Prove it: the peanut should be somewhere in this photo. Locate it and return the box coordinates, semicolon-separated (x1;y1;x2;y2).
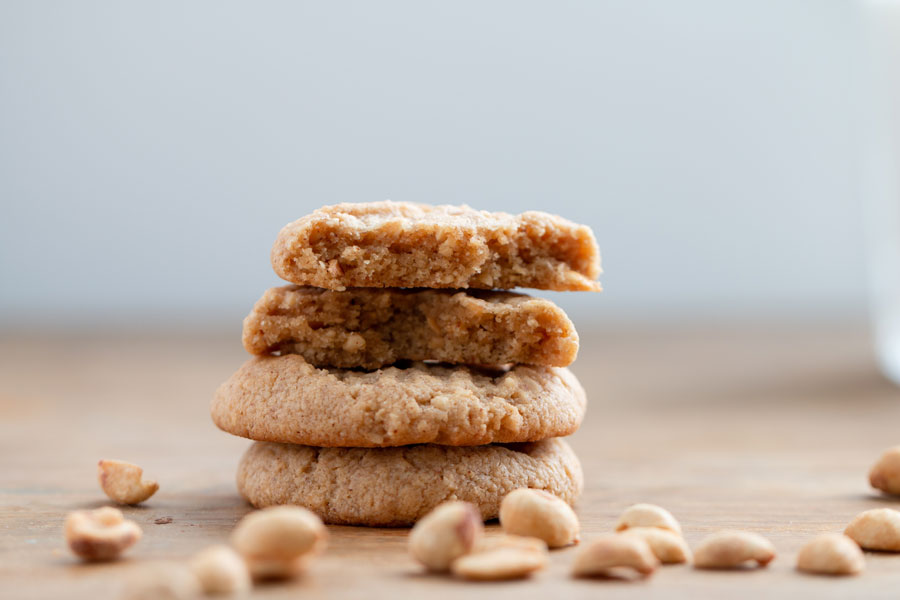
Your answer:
572;534;659;579
473;534;548;554
451;535;548;581
97;459;159;505
614;503;682;536
230;506;327;579
499;488;579;548
693;531;775;569
64;506;142;561
190;545;252;595
844;508;900;551
409;501;483;571
869;446;900;495
619;527;692;564
796;533;864;576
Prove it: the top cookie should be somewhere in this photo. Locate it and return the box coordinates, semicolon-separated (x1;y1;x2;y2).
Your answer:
271;202;601;291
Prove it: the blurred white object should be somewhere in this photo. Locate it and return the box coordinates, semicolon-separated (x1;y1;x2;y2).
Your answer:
864;0;900;384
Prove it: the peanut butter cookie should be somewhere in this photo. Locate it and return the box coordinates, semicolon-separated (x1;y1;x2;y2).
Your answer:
243;286;578;368
236;438;583;526
271;202;601;291
211;355;586;447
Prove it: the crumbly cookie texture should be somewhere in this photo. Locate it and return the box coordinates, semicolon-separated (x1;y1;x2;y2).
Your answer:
270;202;601;291
242;286;579;368
211;355;586;447
236;439;583;526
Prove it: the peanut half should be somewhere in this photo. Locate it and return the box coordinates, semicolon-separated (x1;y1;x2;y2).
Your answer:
572;534;659;579
844;508;900;551
619;527;692;564
190;545;252;595
499;488;579;548
451;535;548;581
614;503;682;536
796;533;864;576
409;501;483;572
869;446;900;495
97;459;159;505
231;506;327;580
693;531;775;569
65;506;142;561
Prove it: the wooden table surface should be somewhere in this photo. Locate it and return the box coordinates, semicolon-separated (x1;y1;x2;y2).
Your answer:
2;323;900;599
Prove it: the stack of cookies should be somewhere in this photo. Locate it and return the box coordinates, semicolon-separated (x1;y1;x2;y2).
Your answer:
212;201;601;526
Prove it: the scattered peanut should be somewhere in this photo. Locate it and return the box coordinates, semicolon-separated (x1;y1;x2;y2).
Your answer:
844;508;900;551
614;503;682;536
230;506;327;579
473;534;549;554
499;488;579;548
408;501;483;571
98;459;159;505
619;527;692;564
870;446;900;495
65;506;142;561
572;534;659;579
119;562;201;600
693;531;775;569
796;533;864;576
451;536;548;581
190;545;252;595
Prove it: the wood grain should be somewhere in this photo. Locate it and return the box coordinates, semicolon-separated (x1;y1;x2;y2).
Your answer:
2;324;900;599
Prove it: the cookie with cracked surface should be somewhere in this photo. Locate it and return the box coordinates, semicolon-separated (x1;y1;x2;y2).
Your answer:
211;355;586;447
242;285;579;368
236;438;583;526
270;201;601;291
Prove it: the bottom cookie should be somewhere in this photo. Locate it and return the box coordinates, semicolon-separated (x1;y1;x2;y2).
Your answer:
236;438;583;526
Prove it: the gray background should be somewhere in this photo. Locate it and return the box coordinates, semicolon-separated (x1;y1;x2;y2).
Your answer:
0;1;865;330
